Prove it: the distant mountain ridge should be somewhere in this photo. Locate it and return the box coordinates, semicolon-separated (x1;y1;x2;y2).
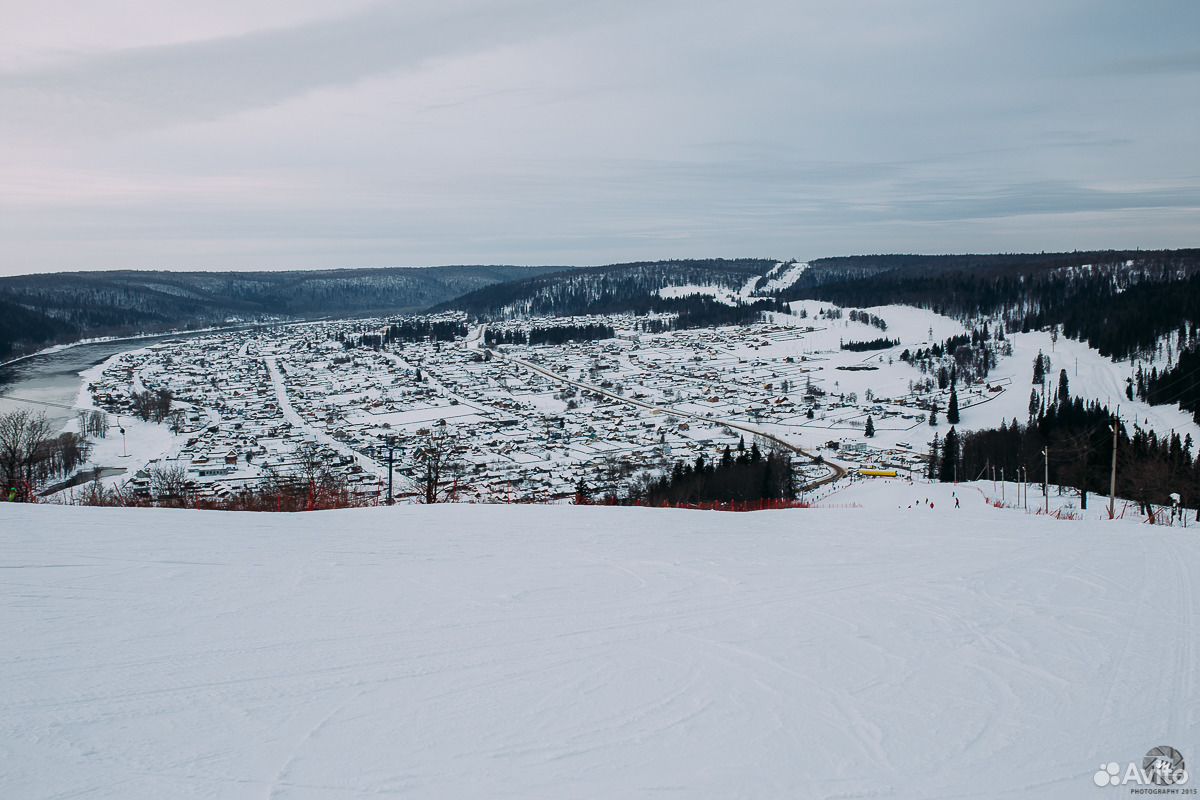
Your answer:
6;249;1199;363
0;265;558;361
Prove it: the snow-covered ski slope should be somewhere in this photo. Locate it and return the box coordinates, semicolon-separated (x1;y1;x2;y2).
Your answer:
4;483;1197;799
768;300;1200;448
753;259;808;294
654;260;809;305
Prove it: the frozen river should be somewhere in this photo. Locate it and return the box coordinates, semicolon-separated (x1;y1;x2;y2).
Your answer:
0;341;144;430
0;327;266;431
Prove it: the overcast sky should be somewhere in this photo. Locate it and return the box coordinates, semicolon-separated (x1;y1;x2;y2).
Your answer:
0;0;1197;276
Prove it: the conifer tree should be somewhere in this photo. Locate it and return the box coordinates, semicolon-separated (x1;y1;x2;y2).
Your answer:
939;427;960;482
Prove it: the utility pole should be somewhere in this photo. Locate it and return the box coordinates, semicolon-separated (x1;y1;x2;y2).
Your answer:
1108;412;1119;519
1001;467;1005;504
1042;447;1050;514
387;445;395;506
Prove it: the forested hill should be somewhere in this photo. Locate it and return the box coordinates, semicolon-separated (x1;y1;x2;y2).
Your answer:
0;265;556;361
782;249;1200;360
433;258;775;317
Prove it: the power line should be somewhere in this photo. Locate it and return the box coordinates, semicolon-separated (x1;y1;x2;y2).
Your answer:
0;394;77;411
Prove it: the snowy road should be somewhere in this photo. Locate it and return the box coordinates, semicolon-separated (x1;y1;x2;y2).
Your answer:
262;356;391;485
3;484;1197;798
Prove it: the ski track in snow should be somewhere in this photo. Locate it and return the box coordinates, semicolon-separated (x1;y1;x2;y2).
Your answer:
3;481;1198;799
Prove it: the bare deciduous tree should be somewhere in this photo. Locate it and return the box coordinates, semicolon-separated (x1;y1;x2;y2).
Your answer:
150;464;194;508
131;389;174;423
0;409;54;501
413;428;463;503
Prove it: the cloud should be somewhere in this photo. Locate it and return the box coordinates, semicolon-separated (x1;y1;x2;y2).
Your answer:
1101;52;1200;76
0;0;1197;274
0;0;637;136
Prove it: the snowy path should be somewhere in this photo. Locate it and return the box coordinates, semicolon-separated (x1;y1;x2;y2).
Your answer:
262;356;388;482
2;493;1197;798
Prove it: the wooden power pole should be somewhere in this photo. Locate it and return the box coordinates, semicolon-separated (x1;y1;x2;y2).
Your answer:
1108;412;1119;519
1042;447;1049;514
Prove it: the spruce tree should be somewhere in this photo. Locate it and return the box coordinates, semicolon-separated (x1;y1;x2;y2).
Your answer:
929;404;939;426
947;386;960;424
574;478;591;505
939;427;960;482
864;415;875;437
1032;351;1045;385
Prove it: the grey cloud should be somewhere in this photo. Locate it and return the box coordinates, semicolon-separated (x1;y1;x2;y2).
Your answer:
872;181;1200;224
0;0;1197;274
1101;52;1200;76
0;0;637;135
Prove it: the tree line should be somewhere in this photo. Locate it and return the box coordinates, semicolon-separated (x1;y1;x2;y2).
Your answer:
1133;342;1200;424
484;322;616;346
847;309;888;330
347;318;469;349
598;439;797;506
841;337;899;351
930;367;1200;513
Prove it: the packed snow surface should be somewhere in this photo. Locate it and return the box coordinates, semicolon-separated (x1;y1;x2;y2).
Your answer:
3;481;1198;798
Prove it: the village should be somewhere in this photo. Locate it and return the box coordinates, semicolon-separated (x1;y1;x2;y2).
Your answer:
71;305;1004;504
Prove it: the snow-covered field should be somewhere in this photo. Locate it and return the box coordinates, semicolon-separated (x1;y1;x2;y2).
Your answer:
3;480;1197;799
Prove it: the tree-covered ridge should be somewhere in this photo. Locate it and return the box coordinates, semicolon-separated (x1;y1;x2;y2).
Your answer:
0;265;554;360
435;259;775;318
779;249;1200;361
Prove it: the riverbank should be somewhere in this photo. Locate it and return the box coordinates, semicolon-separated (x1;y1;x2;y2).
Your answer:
0;319;294;371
